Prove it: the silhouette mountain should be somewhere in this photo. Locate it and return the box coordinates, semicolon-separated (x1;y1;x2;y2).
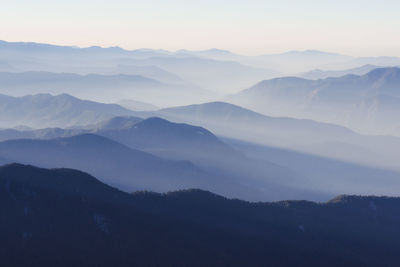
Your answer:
1;163;400;266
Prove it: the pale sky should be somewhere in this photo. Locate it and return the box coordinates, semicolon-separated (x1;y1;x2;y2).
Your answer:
1;0;400;56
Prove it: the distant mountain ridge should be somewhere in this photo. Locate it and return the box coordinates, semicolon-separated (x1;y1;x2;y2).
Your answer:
0;93;135;128
156;101;356;146
0;132;321;201
300;64;384;79
0;116;321;201
154;100;400;172
0;133;216;193
230;67;400;136
0;71;210;105
0;40;279;94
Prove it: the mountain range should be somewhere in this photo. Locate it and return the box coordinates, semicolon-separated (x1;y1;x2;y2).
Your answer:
0;71;211;105
147;101;400;172
3;111;335;200
3;40;400;90
0;40;278;94
300;64;383;79
229;67;400;136
3;113;400;198
2;163;400;266
0;93;135;128
2;91;400;173
0;129;324;201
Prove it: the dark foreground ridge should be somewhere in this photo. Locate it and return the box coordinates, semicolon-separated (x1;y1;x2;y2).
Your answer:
1;163;400;266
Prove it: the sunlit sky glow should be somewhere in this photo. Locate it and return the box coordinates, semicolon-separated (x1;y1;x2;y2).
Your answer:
1;0;400;56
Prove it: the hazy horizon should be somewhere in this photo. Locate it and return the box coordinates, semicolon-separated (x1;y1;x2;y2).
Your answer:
2;0;400;57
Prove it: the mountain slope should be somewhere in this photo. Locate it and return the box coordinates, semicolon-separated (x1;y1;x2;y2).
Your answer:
0;71;211;105
99;117;241;162
0;93;136;128
0;134;211;193
0;133;319;201
155;101;400;171
2;163;400;266
0;40;277;95
156;101;356;147
300;64;382;79
0;116;318;201
230;67;400;135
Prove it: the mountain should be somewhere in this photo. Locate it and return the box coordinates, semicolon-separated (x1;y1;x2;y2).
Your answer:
0;134;211;193
130;56;277;93
2;163;400;266
0;116;322;201
0;133;320;201
300;64;382;79
156;101;356;147
0;71;161;94
0;71;210;105
155;101;400;171
0;116;143;142
230;67;400;135
96;116;400;198
0;93;136;128
98;117;240;163
96;117;307;192
0;40;278;94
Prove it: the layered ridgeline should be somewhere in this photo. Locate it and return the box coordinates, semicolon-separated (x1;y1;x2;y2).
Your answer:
1;163;400;266
228;67;400;136
0;93;136;128
3;40;400;94
0;134;246;198
300;64;383;79
0;71;211;106
155;101;400;171
176;49;400;74
1;115;400;199
0;117;326;201
0;40;277;94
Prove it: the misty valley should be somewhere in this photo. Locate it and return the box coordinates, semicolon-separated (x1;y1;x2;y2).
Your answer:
1;39;400;266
